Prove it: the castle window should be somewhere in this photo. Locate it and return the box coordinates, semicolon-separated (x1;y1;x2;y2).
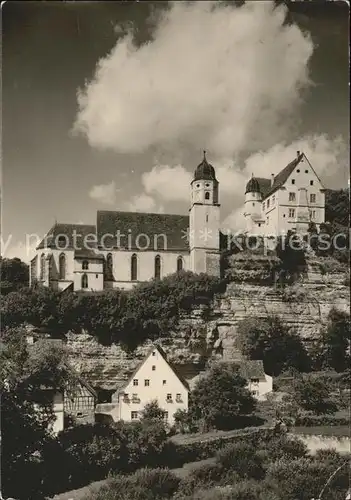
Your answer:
267;199;270;209
289;192;296;202
81;273;88;289
82;260;89;270
310;180;314;186
252;203;255;207
206;214;209;222
297;169;300;173
177;256;183;273
40;253;45;280
131;254;138;281
154;255;161;280
272;195;275;204
258;223;261;227
310;194;316;203
196;184;200;188
292;179;295;184
262;202;265;211
311;210;316;219
106;253;113;279
289;209;295;218
59;253;66;280
205;183;210;187
205;192;210;200
305;170;309;174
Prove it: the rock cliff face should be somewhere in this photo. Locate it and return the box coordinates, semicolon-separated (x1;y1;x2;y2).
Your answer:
66;271;349;393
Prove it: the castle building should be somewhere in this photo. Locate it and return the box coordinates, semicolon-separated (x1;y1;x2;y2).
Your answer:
243;151;325;236
29;151;325;292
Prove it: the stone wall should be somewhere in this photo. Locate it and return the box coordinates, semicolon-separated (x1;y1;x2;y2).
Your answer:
65;276;349;393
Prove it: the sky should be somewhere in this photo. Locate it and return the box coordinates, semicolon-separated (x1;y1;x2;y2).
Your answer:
2;1;349;262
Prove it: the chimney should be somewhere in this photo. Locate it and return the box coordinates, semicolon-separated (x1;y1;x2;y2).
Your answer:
297;150;300;157
271;173;274;186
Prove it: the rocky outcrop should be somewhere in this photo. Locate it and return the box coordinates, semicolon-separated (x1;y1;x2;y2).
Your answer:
65;275;349;393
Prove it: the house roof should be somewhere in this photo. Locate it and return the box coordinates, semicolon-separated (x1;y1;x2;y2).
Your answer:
36;223;96;250
116;345;190;395
96;211;189;251
234;360;267;381
27;339;97;398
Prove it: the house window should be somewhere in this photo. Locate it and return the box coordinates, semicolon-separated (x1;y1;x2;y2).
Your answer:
297;169;300;173
131;411;138;420
177;256;183;273
251;378;259;384
132;393;139;402
81;273;88;289
252;203;255;207
311;210;316;220
291;179;295;185
154;255;161;280
310;194;316;203
82;260;89;270
310;180;314;186
40;253;45;280
205;192;210;200
305;170;309;174
131;253;138;281
59;253;66;280
289;209;295;218
251;390;259;396
106;253;113;279
133;379;138;386
152;365;156;371
262;202;265;211
289;192;296;202
144;379;150;386
163;380;166;385
123;393;129;401
206;214;209;222
176;393;182;402
267;199;270;209
152;351;156;356
166;394;172;402
258;223;261;227
272;195;275;204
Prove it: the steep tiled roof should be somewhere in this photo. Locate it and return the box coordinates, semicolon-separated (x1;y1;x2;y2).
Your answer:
36;223;96;250
234;360;266;381
96;211;189;251
74;248;105;260
256;177;272;197
260;153;304;200
116;345;190;395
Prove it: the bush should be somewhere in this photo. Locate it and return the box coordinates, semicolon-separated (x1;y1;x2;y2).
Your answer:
294;415;350;427
257;434;308;461
216;442;265;480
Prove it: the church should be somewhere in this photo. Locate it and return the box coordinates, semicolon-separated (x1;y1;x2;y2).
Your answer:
30;151;325;292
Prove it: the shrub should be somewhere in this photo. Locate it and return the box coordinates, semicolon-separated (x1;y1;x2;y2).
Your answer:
258;434;308;461
216;442;265;480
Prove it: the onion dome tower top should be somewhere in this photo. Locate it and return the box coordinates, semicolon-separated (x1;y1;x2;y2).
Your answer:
193;151;217;182
245;175;261;194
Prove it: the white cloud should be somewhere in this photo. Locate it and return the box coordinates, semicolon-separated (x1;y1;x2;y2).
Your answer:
126;194;164;213
142;164;192;201
89;181;118;206
74;1;313;157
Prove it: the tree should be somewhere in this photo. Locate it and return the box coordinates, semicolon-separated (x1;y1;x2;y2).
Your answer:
0;256;29;295
322;308;350;372
236;316;311;376
140;400;166;423
288;375;338;416
189;363;256;430
216;442;265;480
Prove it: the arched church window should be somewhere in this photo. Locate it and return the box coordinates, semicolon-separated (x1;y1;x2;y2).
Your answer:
106;253;113;279
40;253;45;280
131;254;138;281
154;255;161;280
205;192;210;200
177;256;183;273
82;260;89;270
82;273;88;289
59;253;66;280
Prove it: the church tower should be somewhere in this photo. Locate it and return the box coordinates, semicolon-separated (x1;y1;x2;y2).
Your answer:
189;151;221;276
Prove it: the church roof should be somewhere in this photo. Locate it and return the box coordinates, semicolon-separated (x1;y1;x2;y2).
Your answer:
96;211;189;251
36;223;96;250
193;151;217;182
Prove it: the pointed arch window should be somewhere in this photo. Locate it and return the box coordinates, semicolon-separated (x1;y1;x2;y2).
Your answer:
106;253;113;279
154;255;161;280
177;256;183;273
40;253;45;280
131;254;138;281
82;260;89;270
205;192;210;200
59;253;66;279
81;273;88;289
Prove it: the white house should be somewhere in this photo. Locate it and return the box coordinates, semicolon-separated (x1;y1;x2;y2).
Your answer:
244;151;325;237
111;346;189;426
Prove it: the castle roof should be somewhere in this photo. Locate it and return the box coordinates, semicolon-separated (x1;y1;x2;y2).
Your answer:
245;176;261;194
96;211;189;251
193;151;217;182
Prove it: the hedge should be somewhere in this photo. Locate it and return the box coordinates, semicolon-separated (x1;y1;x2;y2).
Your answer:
295;415;350;427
